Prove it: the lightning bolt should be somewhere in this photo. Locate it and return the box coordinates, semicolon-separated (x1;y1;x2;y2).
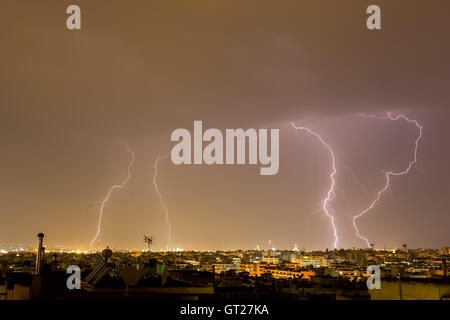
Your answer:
89;142;135;249
153;154;172;247
291;122;339;249
352;112;423;248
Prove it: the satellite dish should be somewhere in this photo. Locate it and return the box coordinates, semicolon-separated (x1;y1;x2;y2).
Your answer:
121;266;141;287
102;248;113;260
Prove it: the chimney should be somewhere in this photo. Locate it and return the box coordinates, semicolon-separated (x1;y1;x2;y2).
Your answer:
51;254;59;272
41;247;46;261
443;257;448;279
35;233;44;275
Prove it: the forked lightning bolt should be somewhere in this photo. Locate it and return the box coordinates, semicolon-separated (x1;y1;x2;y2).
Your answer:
352;113;423;248
89;143;135;249
153;155;172;247
291;122;339;249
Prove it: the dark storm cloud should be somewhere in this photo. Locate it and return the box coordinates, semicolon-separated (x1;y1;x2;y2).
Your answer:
2;1;449;135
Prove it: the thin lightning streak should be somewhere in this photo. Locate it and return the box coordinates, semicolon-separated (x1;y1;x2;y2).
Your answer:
89;143;135;249
81;203;100;217
340;163;370;197
151;131;266;249
153;154;172;246
352;112;423;248
290;122;339;249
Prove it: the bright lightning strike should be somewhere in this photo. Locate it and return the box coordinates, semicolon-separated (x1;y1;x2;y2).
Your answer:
89;142;135;249
290;122;339;249
153;154;172;247
352;112;423;248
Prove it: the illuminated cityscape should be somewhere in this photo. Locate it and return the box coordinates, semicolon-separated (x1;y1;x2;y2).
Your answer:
1;233;449;300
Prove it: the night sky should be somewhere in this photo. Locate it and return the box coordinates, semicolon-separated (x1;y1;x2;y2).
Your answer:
1;1;449;250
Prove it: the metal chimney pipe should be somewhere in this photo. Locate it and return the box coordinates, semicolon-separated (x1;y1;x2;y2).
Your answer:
443;257;448;279
35;233;44;275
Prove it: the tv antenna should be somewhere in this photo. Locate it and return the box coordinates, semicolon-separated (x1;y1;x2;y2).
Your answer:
144;235;154;252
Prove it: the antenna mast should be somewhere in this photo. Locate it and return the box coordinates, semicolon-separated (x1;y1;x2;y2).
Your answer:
144;235;154;252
